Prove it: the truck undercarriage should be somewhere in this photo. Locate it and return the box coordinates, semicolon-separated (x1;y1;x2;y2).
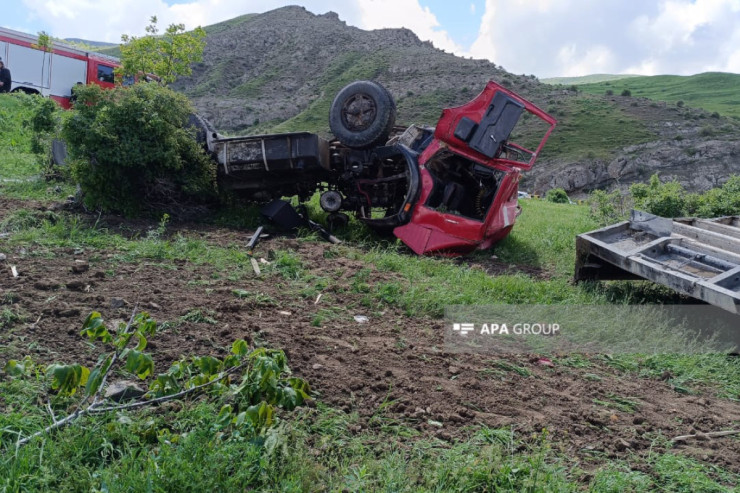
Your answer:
193;80;557;255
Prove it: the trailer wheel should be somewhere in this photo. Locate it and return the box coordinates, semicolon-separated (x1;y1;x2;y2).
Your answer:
329;80;396;149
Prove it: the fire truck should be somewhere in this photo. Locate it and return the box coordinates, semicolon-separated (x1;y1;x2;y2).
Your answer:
0;26;121;108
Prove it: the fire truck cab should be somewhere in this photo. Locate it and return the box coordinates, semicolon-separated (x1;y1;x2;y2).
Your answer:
0;26;121;108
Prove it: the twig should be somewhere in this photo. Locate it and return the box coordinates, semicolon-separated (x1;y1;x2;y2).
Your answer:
671;430;740;442
89;361;247;414
46;402;58;425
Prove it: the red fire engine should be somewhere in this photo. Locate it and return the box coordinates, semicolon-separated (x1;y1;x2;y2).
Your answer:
0;26;122;108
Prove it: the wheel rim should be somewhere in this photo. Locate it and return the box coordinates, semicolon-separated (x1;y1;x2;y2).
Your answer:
341;93;376;131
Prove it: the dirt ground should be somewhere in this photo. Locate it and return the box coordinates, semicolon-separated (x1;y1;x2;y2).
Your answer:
1;196;739;475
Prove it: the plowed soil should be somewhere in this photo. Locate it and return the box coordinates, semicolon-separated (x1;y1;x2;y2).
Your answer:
1;197;739;476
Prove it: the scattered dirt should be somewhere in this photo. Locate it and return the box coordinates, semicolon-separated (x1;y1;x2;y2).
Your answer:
1;198;739;475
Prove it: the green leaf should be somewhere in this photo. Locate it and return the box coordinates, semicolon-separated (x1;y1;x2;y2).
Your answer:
48;364;90;396
80;312;112;343
125;350;154;379
4;359;28;377
135;334;148;351
85;355;111;396
195;356;222;376
231;339;248;357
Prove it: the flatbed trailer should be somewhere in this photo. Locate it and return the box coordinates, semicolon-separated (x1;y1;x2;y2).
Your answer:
575;211;740;314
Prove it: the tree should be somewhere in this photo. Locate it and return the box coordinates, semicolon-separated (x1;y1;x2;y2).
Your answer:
119;16;206;85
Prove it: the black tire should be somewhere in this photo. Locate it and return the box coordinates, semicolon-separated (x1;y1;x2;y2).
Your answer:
51;139;68;166
329;80;396;149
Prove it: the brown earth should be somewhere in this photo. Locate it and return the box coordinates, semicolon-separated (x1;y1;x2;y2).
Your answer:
1;196;739;476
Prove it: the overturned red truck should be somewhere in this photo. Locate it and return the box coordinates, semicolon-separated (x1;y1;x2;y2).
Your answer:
192;80;556;255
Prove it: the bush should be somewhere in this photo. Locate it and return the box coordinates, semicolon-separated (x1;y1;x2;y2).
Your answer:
545;188;570;204
62;83;215;214
588;189;630;225
621;89;632;97
630;174;686;217
605;89;614;96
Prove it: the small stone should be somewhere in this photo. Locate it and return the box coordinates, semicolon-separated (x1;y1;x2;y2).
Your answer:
0;253;6;261
312;363;323;370
110;298;126;309
34;280;62;291
105;380;146;402
66;280;87;291
71;260;89;273
614;438;631;451
448;365;460;375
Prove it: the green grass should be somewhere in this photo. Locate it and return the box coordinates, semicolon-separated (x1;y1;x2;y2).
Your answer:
541;74;640;85
577;72;740;119
2;374;738;492
535;95;656;160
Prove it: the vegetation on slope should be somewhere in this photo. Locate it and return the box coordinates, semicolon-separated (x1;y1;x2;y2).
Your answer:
577;72;740;119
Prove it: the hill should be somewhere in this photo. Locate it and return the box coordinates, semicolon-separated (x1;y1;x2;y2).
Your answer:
576;72;740;119
83;6;740;195
541;74;639;85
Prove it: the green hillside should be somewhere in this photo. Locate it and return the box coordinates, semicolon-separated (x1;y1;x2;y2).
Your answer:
577;72;740;119
541;74;639;85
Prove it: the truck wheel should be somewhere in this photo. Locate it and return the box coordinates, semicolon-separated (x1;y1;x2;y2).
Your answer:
329;80;396;149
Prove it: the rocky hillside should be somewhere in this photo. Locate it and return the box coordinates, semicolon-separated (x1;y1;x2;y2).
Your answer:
170;6;740;195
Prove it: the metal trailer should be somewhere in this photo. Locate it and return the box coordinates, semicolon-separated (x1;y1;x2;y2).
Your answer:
575;210;740;314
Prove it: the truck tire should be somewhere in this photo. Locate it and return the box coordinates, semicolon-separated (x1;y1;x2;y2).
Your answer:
329;80;396;149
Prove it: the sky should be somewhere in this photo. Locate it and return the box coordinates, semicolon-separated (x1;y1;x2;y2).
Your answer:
4;0;740;78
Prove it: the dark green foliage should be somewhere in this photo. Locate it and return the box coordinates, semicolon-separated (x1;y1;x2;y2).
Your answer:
62;83;216;214
630;175;685;218
621;89;632;97
620;174;740;219
545;188;569;204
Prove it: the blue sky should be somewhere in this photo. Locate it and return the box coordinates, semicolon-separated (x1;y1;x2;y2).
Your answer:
5;0;740;78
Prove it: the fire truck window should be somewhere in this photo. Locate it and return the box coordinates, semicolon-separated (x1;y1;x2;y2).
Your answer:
97;65;115;84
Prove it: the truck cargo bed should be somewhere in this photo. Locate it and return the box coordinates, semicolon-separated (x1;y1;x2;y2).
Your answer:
575;211;740;314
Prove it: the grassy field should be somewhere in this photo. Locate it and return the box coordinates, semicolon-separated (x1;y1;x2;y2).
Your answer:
576;72;740;119
2;93;739;492
541;74;640;85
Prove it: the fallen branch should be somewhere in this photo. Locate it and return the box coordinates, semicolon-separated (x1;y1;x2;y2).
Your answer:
89;361;246;414
671;430;740;442
16;358;246;447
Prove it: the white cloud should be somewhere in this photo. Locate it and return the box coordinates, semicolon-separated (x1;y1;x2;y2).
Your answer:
470;3;476;15
470;0;740;77
19;0;361;42
556;44;615;77
354;0;464;54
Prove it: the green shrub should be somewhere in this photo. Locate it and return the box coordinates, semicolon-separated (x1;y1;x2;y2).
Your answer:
621;89;632;97
545;188;569;204
588;189;630;225
630;174;686;217
62;83;215;214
